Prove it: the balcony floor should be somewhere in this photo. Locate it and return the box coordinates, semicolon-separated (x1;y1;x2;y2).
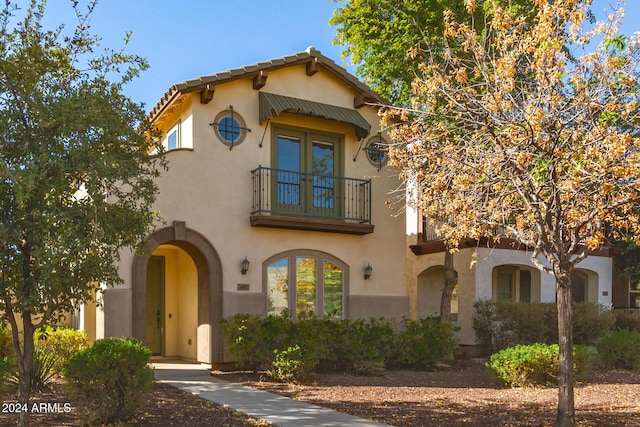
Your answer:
250;214;374;235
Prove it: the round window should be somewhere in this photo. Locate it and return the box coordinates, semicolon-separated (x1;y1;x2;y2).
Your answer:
212;110;248;146
365;136;388;167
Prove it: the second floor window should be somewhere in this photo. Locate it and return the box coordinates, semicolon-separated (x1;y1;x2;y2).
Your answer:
271;125;343;217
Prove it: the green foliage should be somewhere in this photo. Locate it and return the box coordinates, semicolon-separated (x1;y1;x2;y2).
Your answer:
34;326;90;376
321;318;395;374
220;313;291;370
473;300;615;353
329;0;534;106
486;343;592;388
0;357;14;399
573;303;616;345
392;317;459;370
63;337;154;425
596;329;640;371
28;347;57;393
612;310;640;332
221;314;457;377
269;345;317;384
0;0;164;410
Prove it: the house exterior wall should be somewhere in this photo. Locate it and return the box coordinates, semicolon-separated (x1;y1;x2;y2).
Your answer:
408;243;614;347
97;59;408;362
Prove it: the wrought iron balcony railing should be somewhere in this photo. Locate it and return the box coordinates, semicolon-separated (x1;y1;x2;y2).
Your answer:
251;166;372;224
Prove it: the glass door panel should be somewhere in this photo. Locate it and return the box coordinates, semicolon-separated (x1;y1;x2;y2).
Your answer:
311;140;335;210
275;135;303;212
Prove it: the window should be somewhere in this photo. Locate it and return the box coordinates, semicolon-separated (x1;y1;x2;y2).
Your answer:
271;125;343;217
494;267;534;303
571;272;588;303
213;110;248;146
364;135;387;167
265;251;347;320
164;120;181;150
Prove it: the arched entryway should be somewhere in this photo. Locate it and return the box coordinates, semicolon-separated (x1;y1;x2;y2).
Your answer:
132;221;223;364
417;265;458;320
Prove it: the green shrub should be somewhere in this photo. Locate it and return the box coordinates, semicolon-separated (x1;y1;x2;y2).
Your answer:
392;317;459;370
573;303;616;345
613;310;640;332
63;337;154;425
472;299;498;353
29;347;57;392
473;300;614;352
597;329;640;370
486;343;592;388
0;329;15;397
269;344;317;383
221;313;291;370
323;318;395;374
0;357;13;399
34;326;90;376
221;314;457;376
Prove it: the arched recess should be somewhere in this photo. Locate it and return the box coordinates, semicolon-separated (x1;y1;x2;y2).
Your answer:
417;265;458;319
572;269;598;303
492;264;541;303
132;221;223;364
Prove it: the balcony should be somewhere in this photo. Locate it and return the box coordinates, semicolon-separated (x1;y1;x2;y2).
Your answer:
250;166;374;235
411;216;530;255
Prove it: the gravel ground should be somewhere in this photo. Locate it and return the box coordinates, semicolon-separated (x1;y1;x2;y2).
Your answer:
1;358;639;426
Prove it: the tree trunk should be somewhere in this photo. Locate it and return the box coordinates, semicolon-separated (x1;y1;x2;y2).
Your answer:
555;269;575;427
439;250;457;323
16;316;35;427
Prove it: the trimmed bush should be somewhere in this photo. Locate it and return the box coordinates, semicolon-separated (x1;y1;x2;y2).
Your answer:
473;300;615;353
573;303;616;345
392;317;459;370
221;313;291;370
322;318;395;374
486;343;592;388
220;314;457;376
597;329;640;370
63;337;154;425
613;310;640;332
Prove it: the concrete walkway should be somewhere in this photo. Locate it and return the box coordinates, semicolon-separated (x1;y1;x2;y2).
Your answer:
152;360;392;427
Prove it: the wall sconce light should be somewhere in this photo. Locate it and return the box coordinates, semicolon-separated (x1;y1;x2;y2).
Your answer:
364;263;373;280
241;257;250;275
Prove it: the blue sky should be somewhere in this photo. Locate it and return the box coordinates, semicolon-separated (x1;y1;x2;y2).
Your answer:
41;0;639;112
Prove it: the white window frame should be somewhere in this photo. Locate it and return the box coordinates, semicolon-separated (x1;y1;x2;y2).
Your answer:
164;120;181;150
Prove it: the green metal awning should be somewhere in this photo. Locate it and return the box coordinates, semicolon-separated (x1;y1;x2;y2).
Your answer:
259;92;371;139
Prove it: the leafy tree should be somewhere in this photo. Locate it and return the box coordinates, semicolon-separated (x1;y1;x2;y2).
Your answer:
385;1;639;426
0;1;164;425
330;0;534;106
331;0;533;322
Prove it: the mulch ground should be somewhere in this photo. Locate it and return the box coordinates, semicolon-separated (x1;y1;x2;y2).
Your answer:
1;358;639;426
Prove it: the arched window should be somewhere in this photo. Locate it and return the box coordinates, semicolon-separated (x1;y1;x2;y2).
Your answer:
264;250;348;320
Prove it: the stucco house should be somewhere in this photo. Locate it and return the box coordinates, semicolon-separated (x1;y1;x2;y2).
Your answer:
79;47;409;364
406;209;620;349
76;48;633;361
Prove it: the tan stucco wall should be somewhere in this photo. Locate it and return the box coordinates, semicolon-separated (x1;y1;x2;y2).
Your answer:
99;63;408;342
407;245;613;346
152;245;198;361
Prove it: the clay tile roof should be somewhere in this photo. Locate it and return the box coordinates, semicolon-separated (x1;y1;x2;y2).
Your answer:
148;47;383;123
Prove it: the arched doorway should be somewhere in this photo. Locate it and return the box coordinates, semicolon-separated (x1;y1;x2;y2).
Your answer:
132;221;223;364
